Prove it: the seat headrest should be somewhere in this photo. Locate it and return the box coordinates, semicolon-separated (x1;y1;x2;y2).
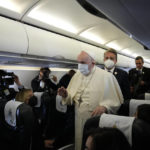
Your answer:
129;99;150;116
144;93;150;100
34;92;44;107
4;100;23;127
56;95;67;113
99;113;135;145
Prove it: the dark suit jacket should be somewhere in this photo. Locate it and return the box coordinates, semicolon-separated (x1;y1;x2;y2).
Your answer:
129;67;150;97
31;75;57;92
102;67;131;100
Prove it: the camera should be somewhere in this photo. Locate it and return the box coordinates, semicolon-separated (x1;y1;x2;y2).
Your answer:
0;70;16;100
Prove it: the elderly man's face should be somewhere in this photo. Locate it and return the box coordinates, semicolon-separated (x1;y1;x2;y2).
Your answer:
77;51;93;72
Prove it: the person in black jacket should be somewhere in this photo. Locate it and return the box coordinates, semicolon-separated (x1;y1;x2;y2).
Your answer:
57;69;76;88
31;67;57;93
103;49;131;100
129;56;150;99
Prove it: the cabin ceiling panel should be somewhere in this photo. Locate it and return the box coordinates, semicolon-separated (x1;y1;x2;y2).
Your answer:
0;0;39;19
22;0;105;37
85;0;150;50
106;37;140;52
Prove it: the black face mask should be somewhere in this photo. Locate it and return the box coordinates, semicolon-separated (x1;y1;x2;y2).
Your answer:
28;95;37;107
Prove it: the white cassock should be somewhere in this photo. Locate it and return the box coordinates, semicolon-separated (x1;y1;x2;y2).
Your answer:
62;66;123;150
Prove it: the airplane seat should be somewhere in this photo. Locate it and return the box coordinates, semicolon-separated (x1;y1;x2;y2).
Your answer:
42;93;75;149
132;119;150;150
129;99;150;116
117;99;150;116
144;92;150;100
32;92;44;123
82;114;150;150
40;91;55;131
117;99;130;116
0;100;34;150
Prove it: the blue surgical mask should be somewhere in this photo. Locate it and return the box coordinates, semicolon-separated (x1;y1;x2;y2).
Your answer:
78;63;90;75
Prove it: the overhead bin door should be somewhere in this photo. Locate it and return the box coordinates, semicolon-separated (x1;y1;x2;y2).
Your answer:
0;16;28;54
24;24;81;61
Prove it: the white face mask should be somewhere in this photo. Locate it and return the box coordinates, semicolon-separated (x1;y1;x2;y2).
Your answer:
104;59;115;69
78;63;90;75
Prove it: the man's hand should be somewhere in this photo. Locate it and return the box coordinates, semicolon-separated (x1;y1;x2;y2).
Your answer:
51;75;57;82
57;87;68;98
91;106;107;117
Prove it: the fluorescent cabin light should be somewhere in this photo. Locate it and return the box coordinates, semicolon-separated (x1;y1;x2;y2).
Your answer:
106;42;122;51
80;32;105;45
0;66;40;70
0;0;21;13
0;66;73;71
28;11;78;34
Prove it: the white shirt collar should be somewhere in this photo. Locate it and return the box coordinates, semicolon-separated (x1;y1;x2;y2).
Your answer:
136;67;143;72
104;67;115;73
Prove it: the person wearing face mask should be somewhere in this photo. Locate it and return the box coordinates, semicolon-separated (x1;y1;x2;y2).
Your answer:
129;56;150;99
57;50;123;150
31;67;57;94
103;49;131;100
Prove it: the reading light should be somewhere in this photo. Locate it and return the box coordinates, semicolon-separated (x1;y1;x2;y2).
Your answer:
28;11;78;34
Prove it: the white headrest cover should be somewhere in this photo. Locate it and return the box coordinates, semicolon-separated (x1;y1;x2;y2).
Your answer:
56;95;67;113
4;100;22;127
34;92;44;107
129;99;150;116
145;93;150;100
99;113;135;145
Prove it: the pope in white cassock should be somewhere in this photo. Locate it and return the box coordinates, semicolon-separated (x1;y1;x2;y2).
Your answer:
57;51;124;150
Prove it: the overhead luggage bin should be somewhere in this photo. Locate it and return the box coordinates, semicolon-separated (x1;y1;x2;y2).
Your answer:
24;24;81;61
0;16;28;54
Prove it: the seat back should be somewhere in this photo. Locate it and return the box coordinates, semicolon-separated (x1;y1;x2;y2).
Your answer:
99;113;135;145
144;93;150;100
129;99;150;116
0;100;34;150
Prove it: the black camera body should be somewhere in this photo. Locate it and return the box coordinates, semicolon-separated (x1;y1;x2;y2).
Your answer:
0;70;15;100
